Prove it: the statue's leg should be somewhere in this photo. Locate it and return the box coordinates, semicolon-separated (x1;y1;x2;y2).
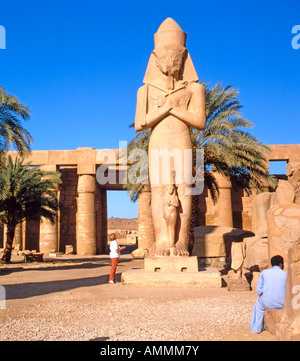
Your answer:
165;211;178;256
168;214;177;248
151;186;170;256
175;185;191;256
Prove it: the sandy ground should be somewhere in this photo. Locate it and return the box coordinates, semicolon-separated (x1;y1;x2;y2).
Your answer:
0;253;275;341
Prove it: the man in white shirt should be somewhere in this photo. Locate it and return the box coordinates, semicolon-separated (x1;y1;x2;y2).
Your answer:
109;233;125;284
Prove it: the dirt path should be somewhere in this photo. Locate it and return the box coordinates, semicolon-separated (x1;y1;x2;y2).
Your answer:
0;254;275;341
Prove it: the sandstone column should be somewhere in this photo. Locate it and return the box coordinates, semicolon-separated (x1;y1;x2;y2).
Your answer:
213;172;233;227
40;217;58;253
76;174;96;255
13;223;23;250
39;165;59;253
138;189;155;251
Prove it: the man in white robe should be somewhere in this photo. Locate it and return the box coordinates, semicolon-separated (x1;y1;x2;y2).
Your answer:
251;255;287;333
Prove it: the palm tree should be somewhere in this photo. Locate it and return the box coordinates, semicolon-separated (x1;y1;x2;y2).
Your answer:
123;81;277;251
122;128;151;202
0;87;33;163
0;156;61;263
192;82;277;199
187;82;277;249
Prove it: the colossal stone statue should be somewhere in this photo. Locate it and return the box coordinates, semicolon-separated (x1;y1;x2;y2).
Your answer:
134;18;206;256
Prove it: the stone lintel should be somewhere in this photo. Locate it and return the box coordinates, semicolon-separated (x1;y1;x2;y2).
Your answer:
77;164;96;175
39;164;58;172
144;256;199;273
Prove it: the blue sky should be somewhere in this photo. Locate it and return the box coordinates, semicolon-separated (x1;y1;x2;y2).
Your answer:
1;0;300;218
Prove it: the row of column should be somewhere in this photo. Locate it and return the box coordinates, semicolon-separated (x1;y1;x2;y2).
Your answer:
39;173;97;255
26;169;97;255
1;173;98;255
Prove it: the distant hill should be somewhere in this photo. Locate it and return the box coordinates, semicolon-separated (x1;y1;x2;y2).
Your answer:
107;217;138;230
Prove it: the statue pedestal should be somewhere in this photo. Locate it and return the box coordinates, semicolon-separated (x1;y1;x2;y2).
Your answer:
145;256;199;272
121;256;222;288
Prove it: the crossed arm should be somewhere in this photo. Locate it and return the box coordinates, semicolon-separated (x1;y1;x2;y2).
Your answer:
134;82;206;132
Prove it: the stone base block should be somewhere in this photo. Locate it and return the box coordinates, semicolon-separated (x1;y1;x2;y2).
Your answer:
264;309;284;335
227;277;251;291
48;252;64;257
198;257;227;268
22;252;44;263
192;226;254;258
121;268;222;288
144;256;198;273
276;320;300;341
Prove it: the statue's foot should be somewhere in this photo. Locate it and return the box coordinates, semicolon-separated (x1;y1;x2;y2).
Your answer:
155;247;170;257
155;246;177;257
175;242;189;256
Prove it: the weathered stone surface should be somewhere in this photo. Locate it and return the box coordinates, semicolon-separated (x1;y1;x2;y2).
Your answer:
252;192;273;237
264;309;284;335
243;236;269;271
65;245;74;255
276;238;300;340
22;252;44;263
268;203;300;263
227;277;250;292
276;179;295;204
192;226;254;258
131;248;148;258
144;256;199;273
231;242;245;274
121;268;222;288
287;161;300;205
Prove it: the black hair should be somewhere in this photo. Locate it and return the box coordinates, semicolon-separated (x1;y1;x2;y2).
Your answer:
271;255;284;267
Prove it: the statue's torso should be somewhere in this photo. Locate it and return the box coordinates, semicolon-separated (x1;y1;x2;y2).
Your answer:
147;82;192;150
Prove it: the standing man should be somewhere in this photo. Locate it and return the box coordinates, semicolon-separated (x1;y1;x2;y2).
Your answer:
251;255;287;333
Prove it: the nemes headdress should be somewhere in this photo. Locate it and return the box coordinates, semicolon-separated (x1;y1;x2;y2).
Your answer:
143;18;199;84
